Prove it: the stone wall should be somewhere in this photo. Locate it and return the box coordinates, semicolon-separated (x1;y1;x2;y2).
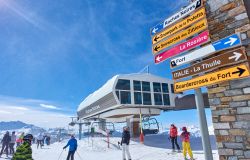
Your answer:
206;0;250;159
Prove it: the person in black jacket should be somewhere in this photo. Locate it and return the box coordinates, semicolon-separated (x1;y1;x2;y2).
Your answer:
0;131;11;158
121;126;132;160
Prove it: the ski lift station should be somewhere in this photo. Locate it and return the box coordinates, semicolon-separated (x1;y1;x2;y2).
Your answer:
76;73;209;137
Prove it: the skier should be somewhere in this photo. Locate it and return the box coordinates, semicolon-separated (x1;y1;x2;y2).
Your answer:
63;135;77;160
12;134;34;160
16;132;24;147
121;126;132;160
180;127;194;160
9;131;17;155
37;133;43;149
169;124;181;152
0;131;11;158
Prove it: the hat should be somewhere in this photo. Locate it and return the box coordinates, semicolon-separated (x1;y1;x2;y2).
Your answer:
24;134;33;142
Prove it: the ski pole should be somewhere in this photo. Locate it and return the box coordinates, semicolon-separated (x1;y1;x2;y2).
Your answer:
76;151;84;160
57;149;64;160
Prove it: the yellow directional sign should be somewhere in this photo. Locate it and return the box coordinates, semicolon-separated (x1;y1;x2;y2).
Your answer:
174;64;250;93
152;8;206;44
153;18;208;54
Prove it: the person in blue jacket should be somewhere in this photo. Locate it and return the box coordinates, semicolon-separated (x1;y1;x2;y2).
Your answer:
63;135;77;160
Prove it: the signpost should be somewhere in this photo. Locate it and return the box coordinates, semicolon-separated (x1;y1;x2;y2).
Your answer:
172;48;247;80
150;0;250;159
155;30;210;64
150;0;202;36
152;8;206;44
174;64;250;93
170;33;241;68
153;19;208;54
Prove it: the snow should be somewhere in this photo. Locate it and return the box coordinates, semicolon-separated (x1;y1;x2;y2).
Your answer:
32;137;219;160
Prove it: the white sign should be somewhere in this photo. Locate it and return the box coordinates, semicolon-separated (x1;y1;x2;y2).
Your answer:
170;33;241;68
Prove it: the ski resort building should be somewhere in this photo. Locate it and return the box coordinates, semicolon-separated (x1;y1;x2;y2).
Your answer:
77;73;176;122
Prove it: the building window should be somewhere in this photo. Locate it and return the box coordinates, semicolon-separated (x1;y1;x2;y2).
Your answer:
163;94;170;105
134;92;142;104
115;79;130;90
154;93;163;105
162;83;169;93
153;82;161;92
143;92;151;105
142;81;150;91
133;80;141;91
120;91;131;104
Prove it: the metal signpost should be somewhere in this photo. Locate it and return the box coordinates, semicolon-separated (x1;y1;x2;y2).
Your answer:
172;48;247;80
150;0;250;159
170;33;241;68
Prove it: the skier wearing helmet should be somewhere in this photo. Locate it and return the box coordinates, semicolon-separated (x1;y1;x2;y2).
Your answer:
180;127;194;160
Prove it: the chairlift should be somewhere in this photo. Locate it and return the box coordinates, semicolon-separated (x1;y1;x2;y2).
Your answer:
91;121;115;135
142;116;159;135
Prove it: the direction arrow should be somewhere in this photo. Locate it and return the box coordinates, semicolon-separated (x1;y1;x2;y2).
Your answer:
153;19;208;54
232;67;246;76
170;33;241;68
228;52;243;61
150;0;202;36
154;30;210;64
172;48;247;80
152;8;206;44
174;64;250;93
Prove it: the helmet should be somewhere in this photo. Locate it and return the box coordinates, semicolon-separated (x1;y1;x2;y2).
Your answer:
23;134;33;143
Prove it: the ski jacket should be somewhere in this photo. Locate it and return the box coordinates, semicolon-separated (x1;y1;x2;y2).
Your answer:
37;134;43;141
64;138;77;151
180;131;190;142
170;126;178;137
10;134;17;144
1;133;11;144
121;130;130;145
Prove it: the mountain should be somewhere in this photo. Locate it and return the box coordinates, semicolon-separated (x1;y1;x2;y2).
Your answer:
0;121;35;130
0;121;46;137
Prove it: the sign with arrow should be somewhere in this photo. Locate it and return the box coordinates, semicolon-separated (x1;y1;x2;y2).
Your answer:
153;19;208;54
150;0;202;36
152;8;206;44
154;30;210;64
174;63;250;93
170;33;241;68
172;48;247;80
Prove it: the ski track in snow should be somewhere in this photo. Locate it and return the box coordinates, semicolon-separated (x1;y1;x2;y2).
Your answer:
30;137;219;160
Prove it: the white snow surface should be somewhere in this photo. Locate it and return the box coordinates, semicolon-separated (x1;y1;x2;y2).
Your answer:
32;137;219;160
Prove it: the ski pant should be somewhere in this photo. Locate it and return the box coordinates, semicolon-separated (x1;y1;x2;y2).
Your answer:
182;142;193;159
0;143;9;156
170;137;180;150
66;150;75;160
122;144;131;160
9;143;15;154
37;140;43;148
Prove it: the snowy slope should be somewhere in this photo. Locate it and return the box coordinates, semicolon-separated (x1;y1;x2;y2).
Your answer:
32;137;219;160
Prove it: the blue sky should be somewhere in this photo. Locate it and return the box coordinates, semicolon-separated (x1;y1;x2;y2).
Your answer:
0;0;212;128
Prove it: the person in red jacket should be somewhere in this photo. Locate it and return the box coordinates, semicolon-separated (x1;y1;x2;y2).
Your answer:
169;124;180;152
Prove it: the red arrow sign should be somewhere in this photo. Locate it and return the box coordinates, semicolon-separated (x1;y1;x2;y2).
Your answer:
154;30;210;64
